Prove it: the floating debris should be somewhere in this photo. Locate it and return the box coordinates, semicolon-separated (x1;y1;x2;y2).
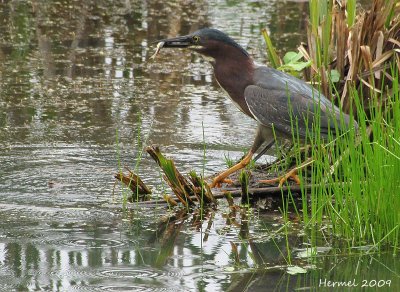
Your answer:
114;166;152;202
146;146;216;207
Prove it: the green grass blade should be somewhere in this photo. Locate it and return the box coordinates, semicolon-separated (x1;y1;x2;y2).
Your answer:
261;28;281;69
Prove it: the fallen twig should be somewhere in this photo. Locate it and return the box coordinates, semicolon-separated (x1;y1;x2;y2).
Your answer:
114;166;152;195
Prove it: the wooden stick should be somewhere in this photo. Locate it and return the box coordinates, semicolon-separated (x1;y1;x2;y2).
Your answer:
134;183;328;205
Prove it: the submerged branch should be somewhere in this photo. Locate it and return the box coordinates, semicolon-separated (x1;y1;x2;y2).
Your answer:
135;183;329;205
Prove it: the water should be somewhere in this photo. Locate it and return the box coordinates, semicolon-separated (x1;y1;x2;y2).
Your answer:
1;0;399;291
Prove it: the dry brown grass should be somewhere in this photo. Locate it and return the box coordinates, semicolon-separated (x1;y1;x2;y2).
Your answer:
299;0;400;116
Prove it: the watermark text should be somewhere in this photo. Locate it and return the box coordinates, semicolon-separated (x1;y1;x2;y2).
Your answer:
319;278;391;288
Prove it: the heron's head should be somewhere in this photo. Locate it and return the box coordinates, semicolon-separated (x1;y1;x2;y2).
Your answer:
159;28;249;64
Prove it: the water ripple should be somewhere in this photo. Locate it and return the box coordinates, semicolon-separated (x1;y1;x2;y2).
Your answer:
100;267;161;279
56;237;125;249
97;266;185;291
99;284;181;292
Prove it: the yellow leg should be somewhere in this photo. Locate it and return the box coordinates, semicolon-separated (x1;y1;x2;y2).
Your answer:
260;168;300;186
209;151;254;188
260;157;314;186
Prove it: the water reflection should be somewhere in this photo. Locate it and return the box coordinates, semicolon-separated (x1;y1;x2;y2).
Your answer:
1;201;399;291
0;0;308;154
1;0;398;291
0;201;295;291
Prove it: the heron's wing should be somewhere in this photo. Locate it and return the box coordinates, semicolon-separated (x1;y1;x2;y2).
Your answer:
244;84;338;138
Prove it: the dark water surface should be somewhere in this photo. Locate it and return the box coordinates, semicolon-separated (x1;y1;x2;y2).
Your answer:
1;0;399;291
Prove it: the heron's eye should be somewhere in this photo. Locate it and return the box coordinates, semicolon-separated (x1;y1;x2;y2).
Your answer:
193;36;199;43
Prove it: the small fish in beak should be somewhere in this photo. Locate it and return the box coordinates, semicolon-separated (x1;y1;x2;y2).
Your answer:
149;41;165;60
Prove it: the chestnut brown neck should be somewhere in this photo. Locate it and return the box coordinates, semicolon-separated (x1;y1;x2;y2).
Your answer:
210;44;255;118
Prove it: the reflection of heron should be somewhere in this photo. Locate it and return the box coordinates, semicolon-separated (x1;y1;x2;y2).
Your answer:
157;28;356;187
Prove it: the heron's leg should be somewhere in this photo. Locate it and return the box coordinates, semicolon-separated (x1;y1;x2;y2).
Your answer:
253;140;274;162
209;151;254;188
260;157;314;186
210;125;274;188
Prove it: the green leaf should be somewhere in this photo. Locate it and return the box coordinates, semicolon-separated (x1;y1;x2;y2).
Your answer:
385;2;396;29
290;60;312;71
278;60;312;73
346;0;356;27
327;69;340;83
283;51;303;64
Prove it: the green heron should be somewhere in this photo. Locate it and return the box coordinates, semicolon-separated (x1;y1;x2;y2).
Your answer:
155;28;356;188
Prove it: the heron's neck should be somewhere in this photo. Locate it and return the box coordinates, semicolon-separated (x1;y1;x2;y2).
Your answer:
212;53;255;117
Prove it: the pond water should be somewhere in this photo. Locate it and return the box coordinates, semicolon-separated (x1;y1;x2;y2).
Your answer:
1;0;399;291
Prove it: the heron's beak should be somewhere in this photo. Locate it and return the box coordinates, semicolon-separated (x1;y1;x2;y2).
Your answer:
159;35;193;48
150;34;197;60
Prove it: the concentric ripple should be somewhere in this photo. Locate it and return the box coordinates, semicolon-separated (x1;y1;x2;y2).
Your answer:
56;237;125;249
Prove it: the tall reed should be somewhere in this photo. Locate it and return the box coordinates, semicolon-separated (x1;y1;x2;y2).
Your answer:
301;64;399;250
262;0;400;250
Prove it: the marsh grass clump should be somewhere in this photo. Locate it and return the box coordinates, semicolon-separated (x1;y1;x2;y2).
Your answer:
262;0;400;250
326;66;399;250
145;146;216;209
291;64;399;250
298;0;400;250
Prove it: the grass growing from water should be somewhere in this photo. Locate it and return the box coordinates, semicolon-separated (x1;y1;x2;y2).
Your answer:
261;0;399;255
299;64;400;251
115;110;153;207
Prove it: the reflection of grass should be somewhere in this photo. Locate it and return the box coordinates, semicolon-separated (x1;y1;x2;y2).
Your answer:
115;128;128;203
301;248;399;291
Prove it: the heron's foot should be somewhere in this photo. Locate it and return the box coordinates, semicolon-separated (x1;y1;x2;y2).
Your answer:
259;168;301;186
209;151;255;188
210;178;235;188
